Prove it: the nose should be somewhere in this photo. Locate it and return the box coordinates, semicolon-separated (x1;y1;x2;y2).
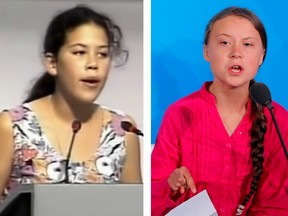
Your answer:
85;55;98;70
229;44;243;59
86;63;98;70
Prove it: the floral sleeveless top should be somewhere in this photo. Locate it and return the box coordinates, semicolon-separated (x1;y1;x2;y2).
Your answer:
2;103;127;200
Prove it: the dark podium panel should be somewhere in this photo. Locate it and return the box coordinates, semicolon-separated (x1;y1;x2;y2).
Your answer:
0;184;143;216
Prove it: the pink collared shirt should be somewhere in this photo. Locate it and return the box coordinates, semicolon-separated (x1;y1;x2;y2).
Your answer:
151;82;288;216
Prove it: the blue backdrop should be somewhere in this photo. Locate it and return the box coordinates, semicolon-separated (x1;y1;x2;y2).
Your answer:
151;0;288;144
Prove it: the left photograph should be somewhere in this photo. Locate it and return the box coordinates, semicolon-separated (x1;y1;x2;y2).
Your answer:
0;1;143;216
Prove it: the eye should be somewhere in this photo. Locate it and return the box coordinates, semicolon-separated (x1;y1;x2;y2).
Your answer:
97;52;109;58
243;42;253;47
72;50;86;56
220;41;230;46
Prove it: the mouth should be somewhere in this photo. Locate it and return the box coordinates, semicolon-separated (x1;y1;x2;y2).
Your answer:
230;65;243;74
80;79;100;87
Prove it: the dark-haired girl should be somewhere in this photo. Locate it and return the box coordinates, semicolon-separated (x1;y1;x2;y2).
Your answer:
0;5;142;201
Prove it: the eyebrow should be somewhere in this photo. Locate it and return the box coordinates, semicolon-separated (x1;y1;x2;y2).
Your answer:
216;34;257;40
67;43;109;49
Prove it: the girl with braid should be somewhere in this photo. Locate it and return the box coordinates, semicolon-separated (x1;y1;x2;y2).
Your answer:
151;7;288;216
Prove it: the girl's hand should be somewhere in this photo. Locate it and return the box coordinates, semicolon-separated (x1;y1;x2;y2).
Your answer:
168;166;197;195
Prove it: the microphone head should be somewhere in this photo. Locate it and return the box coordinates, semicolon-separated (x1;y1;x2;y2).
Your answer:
72;120;82;133
250;82;272;107
121;121;133;133
121;121;143;136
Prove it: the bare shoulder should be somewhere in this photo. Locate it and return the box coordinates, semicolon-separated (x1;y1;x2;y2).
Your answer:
100;105;137;124
0;111;13;134
122;114;141;140
0;111;14;152
0;111;14;195
28;96;50;110
0;111;14;158
115;113;142;183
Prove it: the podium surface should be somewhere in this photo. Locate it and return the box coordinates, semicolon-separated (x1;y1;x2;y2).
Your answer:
0;184;143;216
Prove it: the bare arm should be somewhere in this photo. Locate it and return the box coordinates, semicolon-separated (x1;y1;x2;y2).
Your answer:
120;116;142;183
0;112;14;195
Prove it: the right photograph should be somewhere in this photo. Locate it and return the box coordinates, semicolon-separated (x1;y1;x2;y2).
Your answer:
151;1;288;216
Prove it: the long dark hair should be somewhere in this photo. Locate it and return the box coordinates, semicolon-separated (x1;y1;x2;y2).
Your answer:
24;5;128;103
204;7;268;215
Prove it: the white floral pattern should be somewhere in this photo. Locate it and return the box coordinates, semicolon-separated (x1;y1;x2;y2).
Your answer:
1;103;127;201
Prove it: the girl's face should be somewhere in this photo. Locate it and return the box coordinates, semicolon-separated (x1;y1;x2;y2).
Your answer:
204;15;265;89
46;23;111;103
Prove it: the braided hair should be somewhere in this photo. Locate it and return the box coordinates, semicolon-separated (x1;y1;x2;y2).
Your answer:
236;80;267;215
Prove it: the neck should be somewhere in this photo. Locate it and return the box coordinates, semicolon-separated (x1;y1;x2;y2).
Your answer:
49;92;96;123
209;81;250;113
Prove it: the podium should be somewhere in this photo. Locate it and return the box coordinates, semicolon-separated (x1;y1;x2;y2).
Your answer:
0;184;143;216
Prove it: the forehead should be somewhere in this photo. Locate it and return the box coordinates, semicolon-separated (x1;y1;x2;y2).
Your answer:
210;15;260;38
64;23;108;45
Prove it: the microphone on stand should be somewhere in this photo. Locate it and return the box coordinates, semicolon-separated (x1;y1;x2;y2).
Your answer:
64;120;82;183
121;121;143;137
250;82;288;160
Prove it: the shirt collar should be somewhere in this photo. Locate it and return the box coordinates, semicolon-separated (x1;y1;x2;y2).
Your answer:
199;81;252;116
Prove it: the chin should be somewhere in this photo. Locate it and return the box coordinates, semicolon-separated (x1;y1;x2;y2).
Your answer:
227;80;250;89
74;93;100;104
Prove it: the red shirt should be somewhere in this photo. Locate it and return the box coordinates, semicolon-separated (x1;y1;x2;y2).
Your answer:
151;82;288;216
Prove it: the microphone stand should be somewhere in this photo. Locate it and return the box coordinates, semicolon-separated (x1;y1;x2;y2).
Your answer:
266;102;288;160
64;120;82;183
64;131;77;183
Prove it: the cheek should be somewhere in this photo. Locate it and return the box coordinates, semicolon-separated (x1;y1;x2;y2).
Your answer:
101;62;111;76
246;60;261;78
208;49;226;61
57;57;82;73
56;63;80;88
247;48;264;61
247;53;263;68
208;52;226;70
57;67;75;82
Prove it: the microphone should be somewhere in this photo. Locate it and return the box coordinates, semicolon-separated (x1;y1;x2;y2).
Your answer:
250;82;288;159
121;121;143;137
64;120;82;183
250;82;273;109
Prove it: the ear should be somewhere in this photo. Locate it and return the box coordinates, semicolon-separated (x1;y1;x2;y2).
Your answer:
44;53;57;76
259;49;266;66
203;45;210;62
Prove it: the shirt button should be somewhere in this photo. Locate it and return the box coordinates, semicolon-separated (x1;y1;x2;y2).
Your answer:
226;143;231;148
238;131;242;135
220;208;224;213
